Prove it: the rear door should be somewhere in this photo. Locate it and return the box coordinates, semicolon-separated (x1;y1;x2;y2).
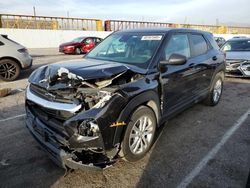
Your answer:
188;33;216;96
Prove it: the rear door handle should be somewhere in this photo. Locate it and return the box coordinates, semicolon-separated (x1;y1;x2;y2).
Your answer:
212;56;217;61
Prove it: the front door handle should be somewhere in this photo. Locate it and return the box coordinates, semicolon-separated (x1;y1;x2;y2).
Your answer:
212;56;217;61
189;63;195;68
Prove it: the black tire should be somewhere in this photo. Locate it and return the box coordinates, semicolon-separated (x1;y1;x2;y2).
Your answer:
0;59;21;81
75;48;81;55
119;106;157;162
203;73;224;106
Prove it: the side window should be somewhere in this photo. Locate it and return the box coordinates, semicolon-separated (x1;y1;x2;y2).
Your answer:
0;41;4;46
85;38;94;44
164;34;190;60
190;34;208;56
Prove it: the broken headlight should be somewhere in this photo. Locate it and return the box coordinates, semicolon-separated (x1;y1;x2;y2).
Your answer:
78;120;100;137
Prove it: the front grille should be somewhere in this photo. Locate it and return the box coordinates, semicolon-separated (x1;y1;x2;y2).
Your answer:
26;107;69;149
30;84;73;104
26;100;74;138
231;63;240;69
26;100;73;121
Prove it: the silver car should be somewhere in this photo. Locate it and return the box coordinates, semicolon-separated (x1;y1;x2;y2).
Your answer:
0;35;32;81
221;38;250;77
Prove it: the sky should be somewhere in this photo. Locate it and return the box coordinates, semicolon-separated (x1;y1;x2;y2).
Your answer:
0;0;249;26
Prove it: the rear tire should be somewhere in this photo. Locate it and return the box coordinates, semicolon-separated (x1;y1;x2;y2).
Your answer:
203;73;223;106
119;106;157;162
0;59;21;81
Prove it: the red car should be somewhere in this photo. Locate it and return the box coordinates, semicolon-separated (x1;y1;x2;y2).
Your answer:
59;37;102;54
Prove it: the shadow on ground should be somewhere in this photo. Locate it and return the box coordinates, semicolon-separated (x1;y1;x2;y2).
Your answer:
0;104;64;187
136;79;250;187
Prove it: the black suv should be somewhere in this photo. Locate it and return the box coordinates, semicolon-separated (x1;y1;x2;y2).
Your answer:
25;28;225;170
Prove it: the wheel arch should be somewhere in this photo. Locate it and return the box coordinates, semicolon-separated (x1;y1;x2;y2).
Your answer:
112;90;161;146
209;70;225;92
0;56;22;69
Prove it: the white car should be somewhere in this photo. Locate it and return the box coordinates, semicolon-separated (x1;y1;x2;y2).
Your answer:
221;38;250;77
0;35;32;81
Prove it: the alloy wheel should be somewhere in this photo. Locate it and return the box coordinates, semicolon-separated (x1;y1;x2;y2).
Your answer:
0;62;18;80
129;116;154;155
213;79;222;103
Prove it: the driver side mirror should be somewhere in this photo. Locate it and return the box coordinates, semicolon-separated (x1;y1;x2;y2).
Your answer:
160;53;187;65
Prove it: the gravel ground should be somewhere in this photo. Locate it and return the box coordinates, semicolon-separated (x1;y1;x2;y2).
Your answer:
0;49;249;188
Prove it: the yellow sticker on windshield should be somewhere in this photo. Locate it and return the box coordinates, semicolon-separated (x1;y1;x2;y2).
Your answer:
141;36;162;40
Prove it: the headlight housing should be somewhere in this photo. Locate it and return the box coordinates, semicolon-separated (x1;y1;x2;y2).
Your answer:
78;120;100;137
64;46;75;49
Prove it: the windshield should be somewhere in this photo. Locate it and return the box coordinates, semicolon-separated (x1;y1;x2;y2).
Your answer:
71;37;84;43
221;40;250;51
85;33;163;68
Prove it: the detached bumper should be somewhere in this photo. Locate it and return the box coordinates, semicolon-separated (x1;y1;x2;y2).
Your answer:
25;108;109;171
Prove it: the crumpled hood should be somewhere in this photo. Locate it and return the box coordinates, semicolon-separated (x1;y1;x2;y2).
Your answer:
28;58;147;88
226;51;250;60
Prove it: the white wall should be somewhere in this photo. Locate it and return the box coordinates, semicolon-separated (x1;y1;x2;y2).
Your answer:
0;29;112;48
0;28;249;49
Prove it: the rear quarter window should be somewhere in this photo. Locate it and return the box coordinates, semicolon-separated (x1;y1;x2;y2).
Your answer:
205;33;219;50
190;34;208;56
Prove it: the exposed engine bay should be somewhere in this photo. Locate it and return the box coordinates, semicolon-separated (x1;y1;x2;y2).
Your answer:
32;66;142;108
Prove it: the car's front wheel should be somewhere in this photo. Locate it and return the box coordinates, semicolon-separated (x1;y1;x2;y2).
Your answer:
75;48;81;55
0;59;21;81
119;106;157;162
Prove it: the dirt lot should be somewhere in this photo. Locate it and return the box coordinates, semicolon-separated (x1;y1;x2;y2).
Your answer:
0;49;249;188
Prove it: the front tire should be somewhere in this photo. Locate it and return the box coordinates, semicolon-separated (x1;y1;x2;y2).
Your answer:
204;73;223;106
119;106;157;162
75;48;81;55
0;59;21;81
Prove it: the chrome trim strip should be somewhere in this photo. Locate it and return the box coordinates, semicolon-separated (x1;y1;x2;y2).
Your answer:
26;85;82;113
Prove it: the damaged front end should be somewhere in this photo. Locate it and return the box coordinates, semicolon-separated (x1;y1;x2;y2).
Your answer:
225;59;250;77
25;63;144;170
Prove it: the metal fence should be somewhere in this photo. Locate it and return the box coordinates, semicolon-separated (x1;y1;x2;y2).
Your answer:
0;14;103;31
104;20;178;31
104;20;250;34
1;14;250;34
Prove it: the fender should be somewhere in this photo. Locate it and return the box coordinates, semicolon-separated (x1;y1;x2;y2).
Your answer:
112;90;161;146
0;56;22;68
209;63;225;91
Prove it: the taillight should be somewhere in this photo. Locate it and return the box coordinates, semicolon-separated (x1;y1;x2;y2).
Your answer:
18;48;28;53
